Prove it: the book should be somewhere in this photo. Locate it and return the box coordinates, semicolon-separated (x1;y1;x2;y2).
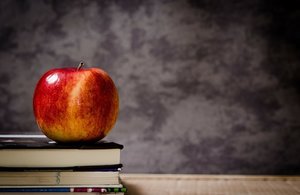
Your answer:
0;186;127;192
0;193;125;195
0;171;120;185
0;164;122;172
0;135;123;168
0;135;126;194
0;164;123;172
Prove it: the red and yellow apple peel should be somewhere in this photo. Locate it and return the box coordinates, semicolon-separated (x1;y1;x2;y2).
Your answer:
33;63;119;143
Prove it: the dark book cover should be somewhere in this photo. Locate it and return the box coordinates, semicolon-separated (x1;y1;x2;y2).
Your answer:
0;135;123;150
0;164;123;172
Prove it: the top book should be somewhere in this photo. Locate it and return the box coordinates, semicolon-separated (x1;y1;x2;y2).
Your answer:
0;135;123;168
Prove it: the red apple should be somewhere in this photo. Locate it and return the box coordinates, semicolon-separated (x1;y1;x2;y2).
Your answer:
33;63;119;143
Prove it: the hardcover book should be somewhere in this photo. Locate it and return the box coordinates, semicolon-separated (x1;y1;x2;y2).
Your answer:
0;135;123;168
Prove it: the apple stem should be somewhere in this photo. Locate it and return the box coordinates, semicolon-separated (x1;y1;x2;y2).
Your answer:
77;62;84;70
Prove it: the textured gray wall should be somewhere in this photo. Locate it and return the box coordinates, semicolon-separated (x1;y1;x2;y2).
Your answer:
0;0;300;174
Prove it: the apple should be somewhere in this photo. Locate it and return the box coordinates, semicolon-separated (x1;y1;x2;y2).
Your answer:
33;63;119;143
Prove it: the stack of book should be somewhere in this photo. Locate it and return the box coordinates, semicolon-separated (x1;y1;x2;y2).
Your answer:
0;135;126;195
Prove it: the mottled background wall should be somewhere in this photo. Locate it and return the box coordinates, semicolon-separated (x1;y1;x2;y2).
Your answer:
0;0;300;174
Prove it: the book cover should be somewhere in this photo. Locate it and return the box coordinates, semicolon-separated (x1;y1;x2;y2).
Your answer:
0;164;122;172
0;135;123;149
0;135;123;168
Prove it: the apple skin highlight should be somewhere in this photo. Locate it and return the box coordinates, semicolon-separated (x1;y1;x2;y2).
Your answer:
33;67;119;143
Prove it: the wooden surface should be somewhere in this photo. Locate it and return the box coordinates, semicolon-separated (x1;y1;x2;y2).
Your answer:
120;174;300;195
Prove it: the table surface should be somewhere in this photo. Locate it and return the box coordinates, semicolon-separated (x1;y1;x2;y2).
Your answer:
120;174;300;195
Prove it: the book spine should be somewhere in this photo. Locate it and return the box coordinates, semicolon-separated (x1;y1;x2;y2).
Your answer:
0;188;69;192
72;187;127;193
0;187;127;193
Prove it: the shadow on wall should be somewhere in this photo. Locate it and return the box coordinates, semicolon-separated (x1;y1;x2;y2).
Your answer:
261;0;300;91
256;0;300;173
261;0;300;173
265;1;300;173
